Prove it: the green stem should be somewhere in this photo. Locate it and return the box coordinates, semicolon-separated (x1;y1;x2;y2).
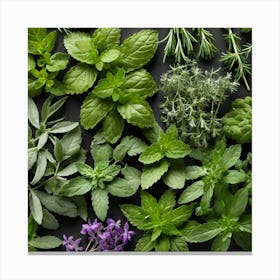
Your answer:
85;241;93;252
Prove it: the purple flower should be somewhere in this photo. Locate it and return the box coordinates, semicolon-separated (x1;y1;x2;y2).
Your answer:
121;222;135;244
80;219;103;236
62;235;83;252
106;218;121;231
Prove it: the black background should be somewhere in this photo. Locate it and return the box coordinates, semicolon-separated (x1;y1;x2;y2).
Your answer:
34;28;252;252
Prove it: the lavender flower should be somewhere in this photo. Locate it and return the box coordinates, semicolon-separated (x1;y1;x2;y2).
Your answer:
80;218;103;237
62;235;83;252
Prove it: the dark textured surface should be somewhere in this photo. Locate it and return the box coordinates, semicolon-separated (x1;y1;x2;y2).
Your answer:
35;28;252;252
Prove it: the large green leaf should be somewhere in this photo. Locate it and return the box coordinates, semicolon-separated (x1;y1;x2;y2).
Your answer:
169;237;189;252
178;180;204;204
228;188;248;218
58;177;92;197
139;143;164;164
29;236;62;249
91;188;109;221
163;160;186;189
220;144;242;169
135;232;155;252
41;208;59;230
28;97;40;128
211;234;231;252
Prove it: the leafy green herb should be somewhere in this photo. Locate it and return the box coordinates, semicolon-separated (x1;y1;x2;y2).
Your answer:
220;28;252;91
222;96;252;144
195;28;217;60
139;125;191;189
121;190;196;251
160;62;238;148
58;139;141;221
179;137;243;215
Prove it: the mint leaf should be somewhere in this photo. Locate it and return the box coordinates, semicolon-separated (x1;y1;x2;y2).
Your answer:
91;189;109;221
46;53;69;72
185;166;206;180
60;127;81;157
102;109;124;144
59;177;92;197
29;236;61;249
28;28;47;54
120;204;148;229
91;143;113;164
178;180;204;204
80;95;113;129
163;160;186;189
93;28;121;51
72;196;88;222
50;121;79;134
141;122;163;144
170;237;188;251
185;222;222;243
224;170;246;184
120;69;157;98
158;189;176;212
107;178;137;197
63;63;97;94
211;234;231;251
29;191;43;224
135;232;155;252
119;30;158;72
228;188;248;218
117;99;155;128
141;159;170;190
41;208;59;230
75;162;94;178
100;49;120;63
28;97;40;128
34;190;77;217
220;144;242;169
164;140;191;159
139;143;164;164
155;236;170;251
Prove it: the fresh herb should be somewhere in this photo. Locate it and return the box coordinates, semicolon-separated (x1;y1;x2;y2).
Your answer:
58;139;141;221
139;125;191;189
160;62;238;148
220;28;252;91
121;190;196;251
28;28;69;97
195;28;218;60
182;186;251;251
179;137;244;216
222;96;252;144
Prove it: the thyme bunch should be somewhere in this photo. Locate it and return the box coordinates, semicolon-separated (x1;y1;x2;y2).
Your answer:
160;62;238;148
220;28;252;91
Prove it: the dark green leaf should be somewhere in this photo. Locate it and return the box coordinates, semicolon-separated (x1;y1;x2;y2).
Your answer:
228;188;248;218
54;137;64;162
41;208;59;230
233;231;251;251
211;234;231;251
135;232;154;252
72;196;88;221
155;236;170;251
60;127;82;157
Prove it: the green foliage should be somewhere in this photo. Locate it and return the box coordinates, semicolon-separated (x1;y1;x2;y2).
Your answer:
139;125;191;189
222;96;252;143
121;190;195;251
160;62;238;148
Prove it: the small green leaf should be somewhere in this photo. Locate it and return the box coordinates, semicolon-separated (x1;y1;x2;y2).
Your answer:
185;222;222;243
151;228;162;242
178;181;204;204
224;170;247;184
91;143;113;164
117;99;155;128
163;160;186;189
155;236;170;251
29;191;43;224
28;97;40;128
42;96;68;122
164;140;191;159
185;166;206;180
120;204;148;229
135;232;154;252
238;215;252;233
107;178;138;197
50;121;79;134
28;54;36;71
169;237;189;252
102;109;124;144
28;28;47;54
63;63;97;94
29;236;62;249
100;49;120;63
211;234;231;252
220;144;242;169
60;127;81;157
54;137;64;162
91;188;109;221
28;147;38;170
75;162;94;178
233;231;251;251
139;143;164;164
41;208;59;230
31;150;47;185
46;53;69;72
141;160;170;190
37;132;48;150
158;189;176;212
80;95;113;129
58;177;92;197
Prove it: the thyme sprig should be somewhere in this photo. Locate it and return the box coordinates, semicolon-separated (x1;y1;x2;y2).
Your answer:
160;62;238;148
220;28;252;91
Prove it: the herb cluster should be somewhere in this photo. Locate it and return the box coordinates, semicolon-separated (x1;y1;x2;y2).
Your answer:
28;28;252;252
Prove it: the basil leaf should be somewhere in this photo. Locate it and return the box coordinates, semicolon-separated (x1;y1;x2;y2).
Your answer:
58;177;92;197
93;28;121;51
163;160;186;189
46;53;69;72
224;170;247;184
102;109;124;144
211;234;231;252
28;97;40;128
72;196;88;221
220;144;242;169
139;143;164;164
29;191;43;224
135;232;154;252
28;54;36;71
228;188;248;218
120;69;157;98
169;237;189;252
41;208;59;230
63;63;97;94
233;231;251;251
29;236;61;249
238;215;252;233
164;140;191;159
34;190;77;217
155;236;170;251
117;99;154;128
75;162;93;178
141;159;170;190
119;30;158;72
185;222;222;243
31;150;47;185
80;95;113;129
185;166;206;180
50;121;79;134
91;189;109;221
178;180;204;204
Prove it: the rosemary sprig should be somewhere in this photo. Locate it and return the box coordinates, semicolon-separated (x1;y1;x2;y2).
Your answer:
220;28;252;91
57;28;72;35
161;28;197;63
196;28;218;60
